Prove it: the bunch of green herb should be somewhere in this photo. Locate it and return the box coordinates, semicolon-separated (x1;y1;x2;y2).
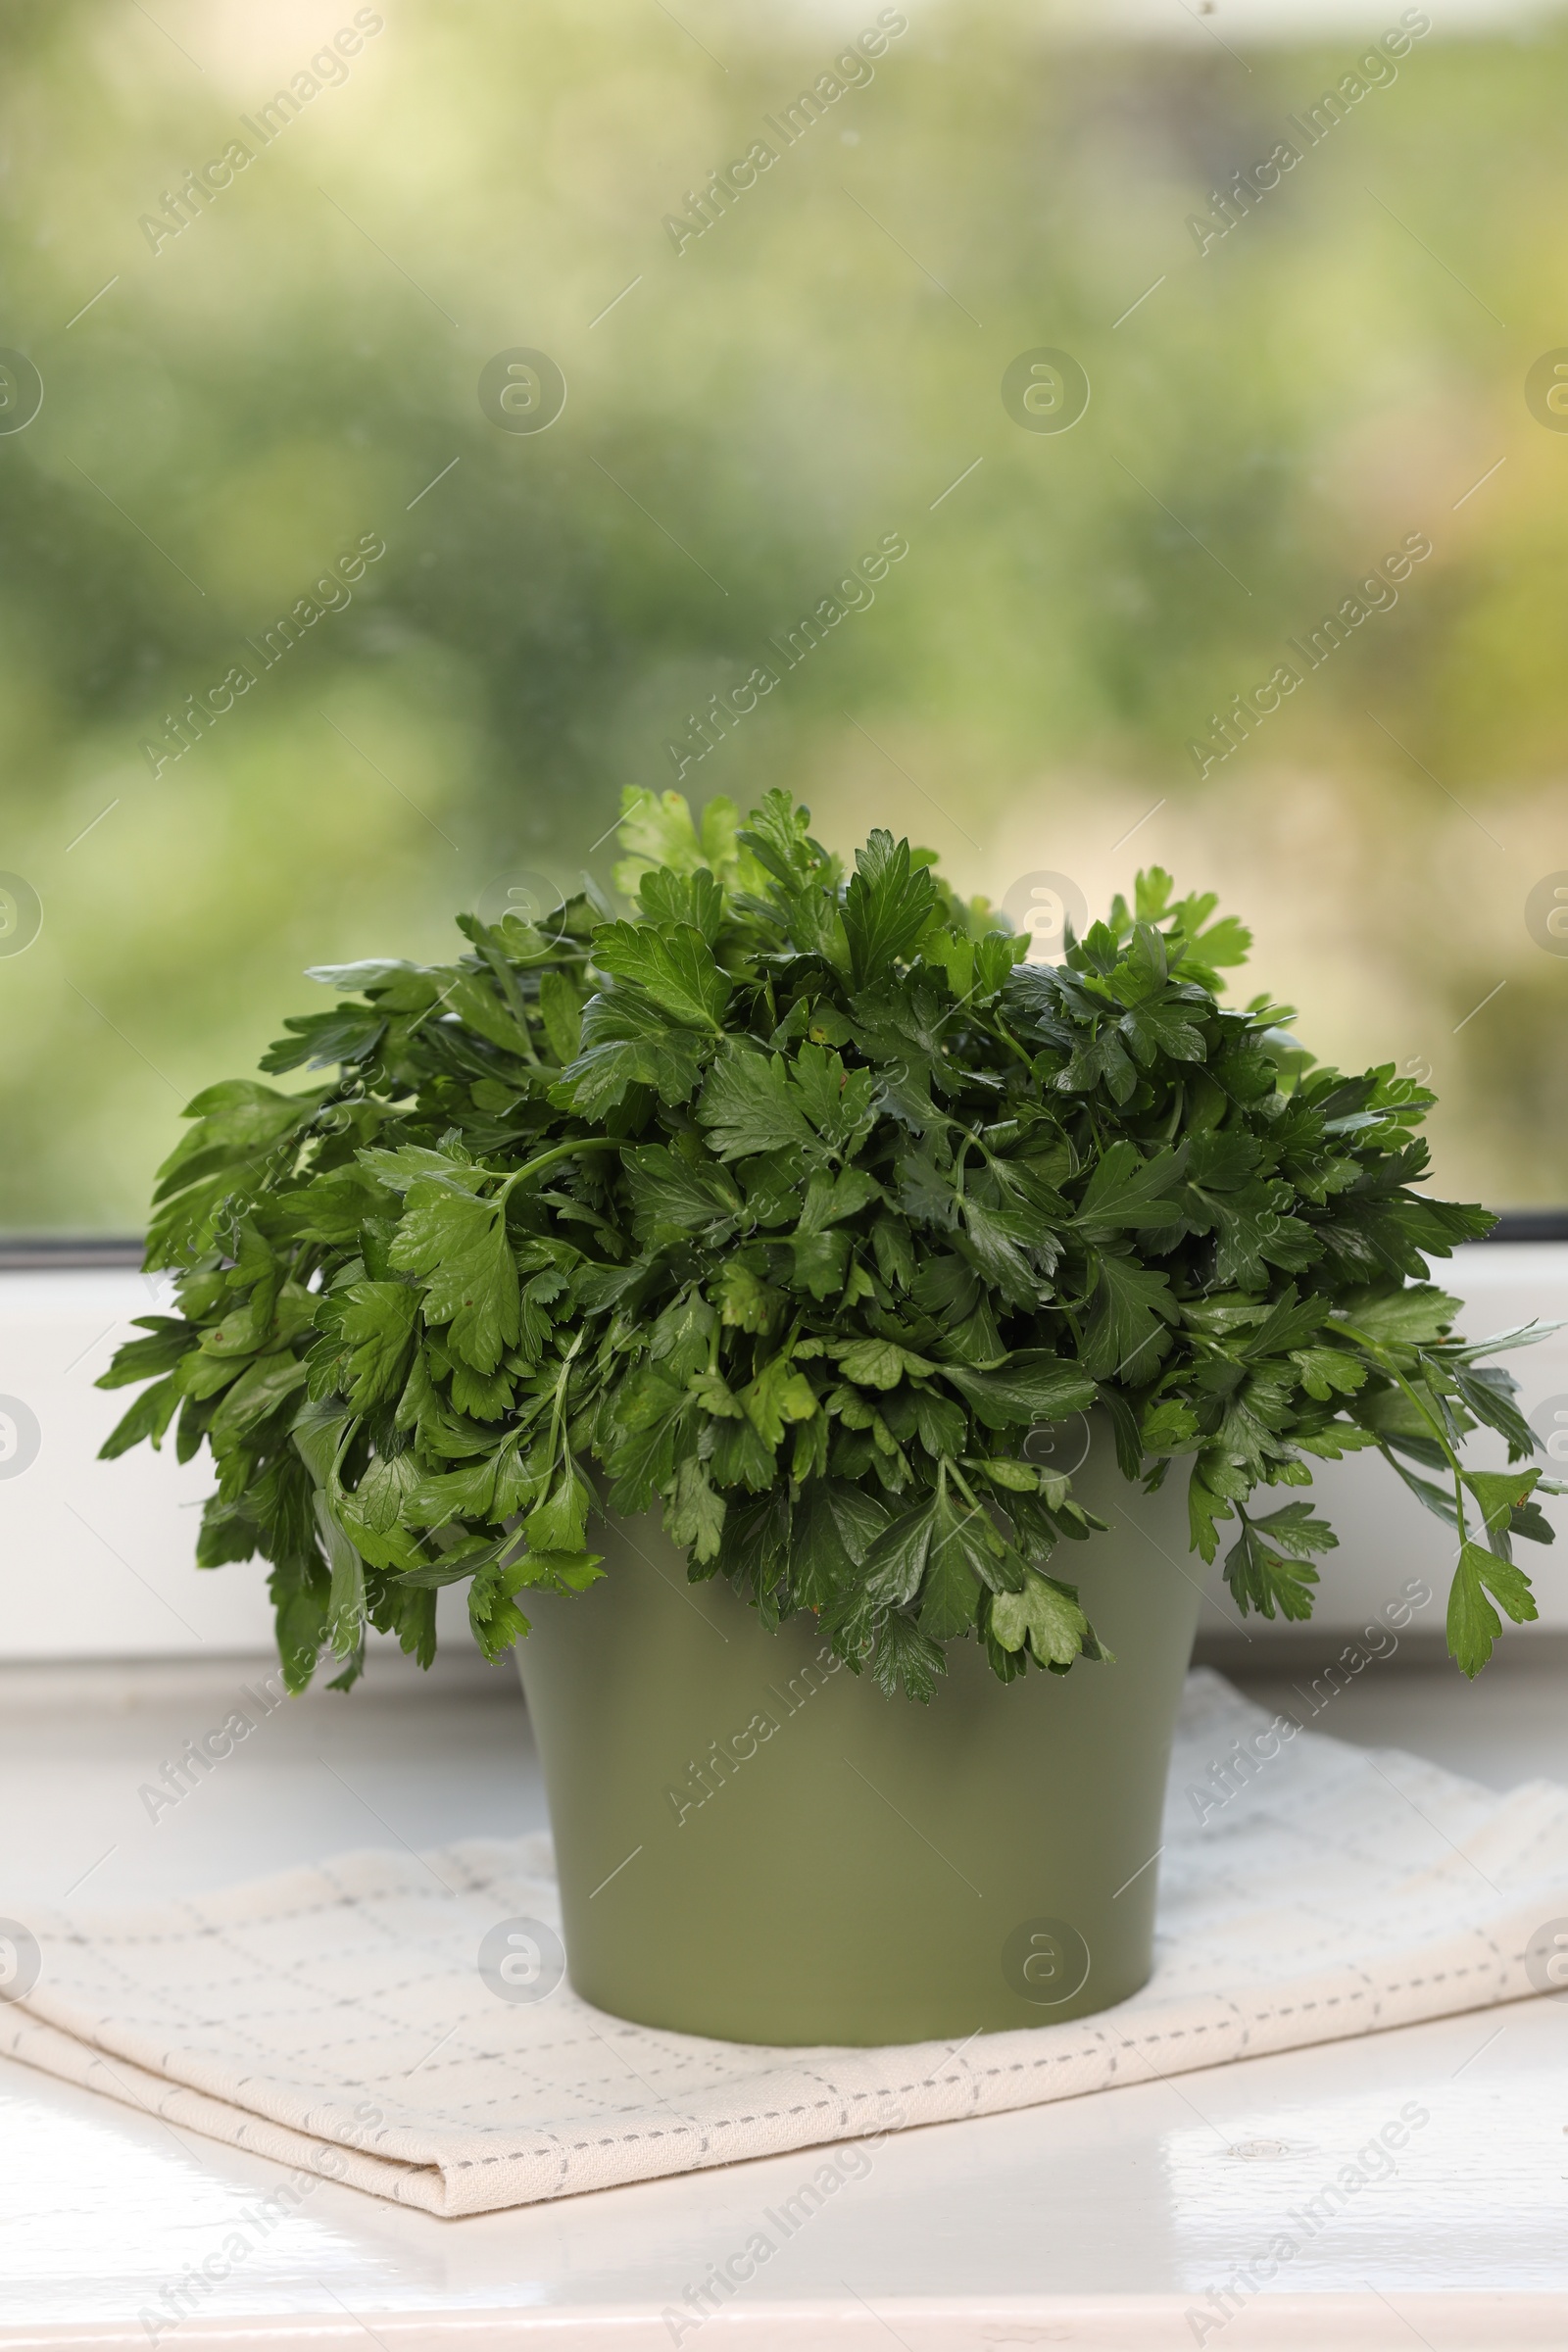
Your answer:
99;788;1556;1697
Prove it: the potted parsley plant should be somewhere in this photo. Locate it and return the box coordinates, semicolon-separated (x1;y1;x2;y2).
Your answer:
100;788;1554;2043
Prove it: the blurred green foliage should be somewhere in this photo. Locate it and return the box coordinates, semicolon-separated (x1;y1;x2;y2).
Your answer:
2;0;1566;1225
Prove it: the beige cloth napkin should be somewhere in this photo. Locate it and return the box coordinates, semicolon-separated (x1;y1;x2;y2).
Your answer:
3;1670;1565;2217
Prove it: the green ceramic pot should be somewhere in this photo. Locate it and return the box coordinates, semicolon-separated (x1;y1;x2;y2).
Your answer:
514;1413;1200;2045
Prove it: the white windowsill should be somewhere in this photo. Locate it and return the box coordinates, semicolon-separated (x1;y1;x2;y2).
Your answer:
1;1647;1566;2346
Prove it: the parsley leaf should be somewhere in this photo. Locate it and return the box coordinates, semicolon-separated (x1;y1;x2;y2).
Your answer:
1447;1539;1539;1677
390;1181;519;1373
96;787;1547;1695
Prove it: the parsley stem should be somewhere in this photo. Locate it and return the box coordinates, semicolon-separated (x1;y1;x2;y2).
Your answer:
497;1136;622;1199
986;1013;1033;1067
1334;1321;1468;1544
947;1457;984;1514
546;1328;585;1468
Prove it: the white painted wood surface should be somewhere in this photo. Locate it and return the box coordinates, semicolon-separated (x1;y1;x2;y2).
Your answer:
1;1650;1566;2347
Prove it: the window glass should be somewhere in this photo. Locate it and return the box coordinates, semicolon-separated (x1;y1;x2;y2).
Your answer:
1;0;1559;1229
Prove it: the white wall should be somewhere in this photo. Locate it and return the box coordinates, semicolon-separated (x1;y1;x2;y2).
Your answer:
0;1266;277;1657
2;1246;1566;1659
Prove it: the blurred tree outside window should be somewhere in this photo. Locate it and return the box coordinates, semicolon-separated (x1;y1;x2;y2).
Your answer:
1;0;1565;1230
